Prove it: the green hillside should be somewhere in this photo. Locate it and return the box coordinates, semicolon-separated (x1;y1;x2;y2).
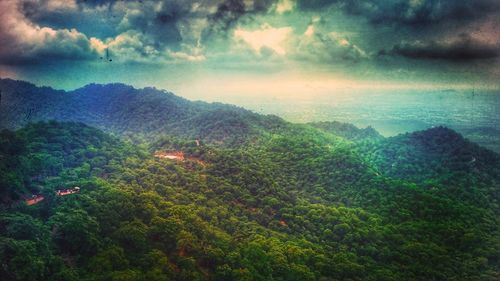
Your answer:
0;79;287;146
1;79;499;280
1;121;498;281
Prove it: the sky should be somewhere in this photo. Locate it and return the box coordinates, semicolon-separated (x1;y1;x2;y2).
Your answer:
0;0;499;100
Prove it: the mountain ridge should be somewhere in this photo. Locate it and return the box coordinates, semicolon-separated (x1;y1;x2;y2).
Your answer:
0;78;291;146
2;78;499;159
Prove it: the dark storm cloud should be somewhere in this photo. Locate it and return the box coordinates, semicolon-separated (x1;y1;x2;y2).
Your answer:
204;0;246;39
0;0;280;65
0;0;100;65
297;0;500;27
202;0;275;41
76;0;129;6
0;1;198;64
21;1;120;39
120;0;191;49
381;35;500;61
253;0;275;11
1;0;498;76
296;0;335;10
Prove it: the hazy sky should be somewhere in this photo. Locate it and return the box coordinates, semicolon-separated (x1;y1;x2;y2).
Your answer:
0;0;499;99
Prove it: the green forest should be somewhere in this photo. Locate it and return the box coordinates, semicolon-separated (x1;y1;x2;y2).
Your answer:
0;80;499;281
1;120;499;281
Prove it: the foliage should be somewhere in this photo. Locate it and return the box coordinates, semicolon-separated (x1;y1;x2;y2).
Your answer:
0;121;498;281
0;80;499;280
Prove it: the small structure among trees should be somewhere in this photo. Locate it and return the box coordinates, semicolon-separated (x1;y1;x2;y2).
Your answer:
56;186;80;196
154;151;185;160
25;187;81;206
25;195;45;206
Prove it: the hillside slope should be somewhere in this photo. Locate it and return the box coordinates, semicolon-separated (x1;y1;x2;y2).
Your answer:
0;79;288;146
1;79;499;280
0;122;499;281
356;127;500;208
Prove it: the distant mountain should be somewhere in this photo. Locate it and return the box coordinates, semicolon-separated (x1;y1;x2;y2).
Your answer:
357;126;500;207
359;126;500;179
0;79;288;146
458;126;500;154
309;121;383;141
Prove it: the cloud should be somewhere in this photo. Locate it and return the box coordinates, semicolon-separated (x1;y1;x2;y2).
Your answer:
234;24;293;56
0;0;285;65
167;50;206;62
202;0;276;41
203;0;246;41
116;0;192;49
296;0;335;10
43;0;78;10
297;0;500;27
1;0;498;89
23;0;119;39
382;34;500;61
292;29;369;63
275;0;295;14
0;0;227;65
0;0;101;64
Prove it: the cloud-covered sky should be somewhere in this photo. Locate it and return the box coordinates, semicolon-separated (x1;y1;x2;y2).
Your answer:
0;0;499;98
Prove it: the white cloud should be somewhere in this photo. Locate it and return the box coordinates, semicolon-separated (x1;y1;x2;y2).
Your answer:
275;0;295;14
168;51;206;62
234;24;293;55
292;30;369;63
45;0;78;11
0;0;99;62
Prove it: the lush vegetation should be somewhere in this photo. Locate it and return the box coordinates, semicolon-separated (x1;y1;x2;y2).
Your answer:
0;120;498;281
0;80;499;280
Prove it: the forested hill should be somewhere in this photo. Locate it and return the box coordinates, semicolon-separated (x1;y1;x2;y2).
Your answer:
356;126;500;210
1;79;499;280
0;78;288;146
358;126;500;179
1;121;499;280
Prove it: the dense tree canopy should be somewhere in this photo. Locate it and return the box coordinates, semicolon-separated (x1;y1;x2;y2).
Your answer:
0;121;498;281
